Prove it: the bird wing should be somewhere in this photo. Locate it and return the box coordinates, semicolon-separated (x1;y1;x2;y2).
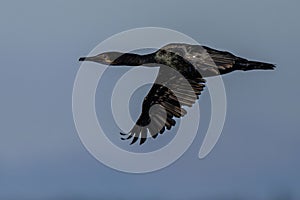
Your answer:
120;66;206;145
161;43;240;76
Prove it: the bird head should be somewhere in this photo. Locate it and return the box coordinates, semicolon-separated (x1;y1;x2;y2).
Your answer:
79;52;123;65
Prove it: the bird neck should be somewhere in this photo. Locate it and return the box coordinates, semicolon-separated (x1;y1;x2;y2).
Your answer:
111;53;156;66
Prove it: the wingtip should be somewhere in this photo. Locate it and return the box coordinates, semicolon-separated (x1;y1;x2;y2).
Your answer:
129;141;135;145
139;138;146;145
130;136;139;145
120;132;127;136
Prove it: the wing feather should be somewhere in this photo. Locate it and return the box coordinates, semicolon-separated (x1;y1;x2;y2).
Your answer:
121;67;206;145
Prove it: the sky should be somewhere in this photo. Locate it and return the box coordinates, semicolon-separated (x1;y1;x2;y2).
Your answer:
0;0;300;199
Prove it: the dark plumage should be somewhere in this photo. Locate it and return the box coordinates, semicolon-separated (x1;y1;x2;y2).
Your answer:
79;43;275;145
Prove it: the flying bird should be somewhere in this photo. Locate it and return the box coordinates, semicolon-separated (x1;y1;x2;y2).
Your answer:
79;43;275;145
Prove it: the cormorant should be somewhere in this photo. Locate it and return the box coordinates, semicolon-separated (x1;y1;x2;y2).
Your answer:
79;43;275;145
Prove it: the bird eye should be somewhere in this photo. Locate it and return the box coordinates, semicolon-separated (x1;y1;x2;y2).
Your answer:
101;54;108;60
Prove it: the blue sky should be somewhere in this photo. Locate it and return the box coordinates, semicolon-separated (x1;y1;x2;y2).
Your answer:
0;0;299;199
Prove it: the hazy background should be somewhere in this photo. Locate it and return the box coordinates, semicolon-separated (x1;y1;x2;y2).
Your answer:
0;0;299;199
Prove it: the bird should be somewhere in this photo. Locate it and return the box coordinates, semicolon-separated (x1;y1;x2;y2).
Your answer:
79;43;275;145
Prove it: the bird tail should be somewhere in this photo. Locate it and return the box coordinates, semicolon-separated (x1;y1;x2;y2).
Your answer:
235;58;276;71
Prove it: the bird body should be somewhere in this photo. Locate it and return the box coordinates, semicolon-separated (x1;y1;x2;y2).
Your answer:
79;43;275;145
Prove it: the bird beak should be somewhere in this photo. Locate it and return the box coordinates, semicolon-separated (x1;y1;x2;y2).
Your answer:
78;55;112;65
78;57;86;61
78;56;96;62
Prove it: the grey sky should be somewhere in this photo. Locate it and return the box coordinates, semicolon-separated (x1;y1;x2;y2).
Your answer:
0;0;299;199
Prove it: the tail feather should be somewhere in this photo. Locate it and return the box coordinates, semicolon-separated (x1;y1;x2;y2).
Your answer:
235;59;276;71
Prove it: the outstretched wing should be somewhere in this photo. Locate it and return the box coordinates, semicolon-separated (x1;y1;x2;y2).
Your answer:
161;43;243;77
121;66;206;145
